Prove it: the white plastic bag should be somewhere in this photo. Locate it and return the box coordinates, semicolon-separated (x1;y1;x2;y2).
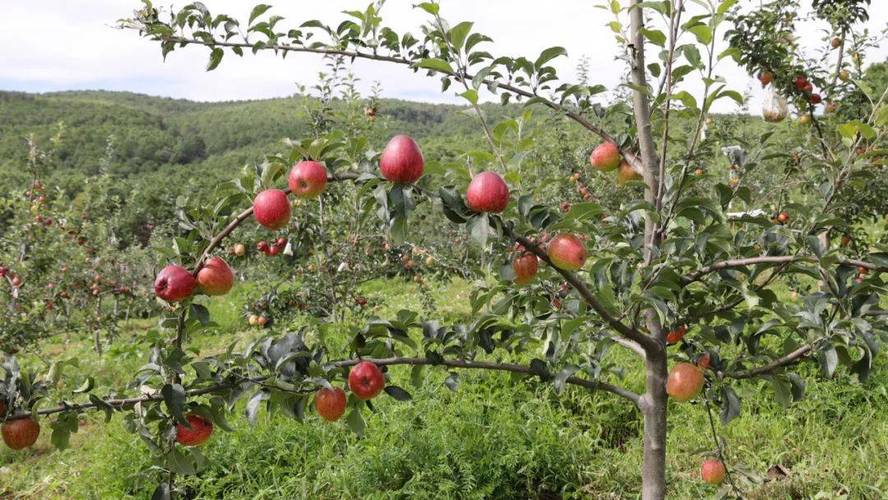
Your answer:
762;85;788;123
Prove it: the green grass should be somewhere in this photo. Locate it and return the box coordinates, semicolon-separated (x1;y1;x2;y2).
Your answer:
2;277;886;499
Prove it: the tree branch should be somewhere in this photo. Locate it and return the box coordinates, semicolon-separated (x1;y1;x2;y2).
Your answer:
683;255;884;284
4;355;639;421
502;225;659;355
724;345;812;379
151;35;644;172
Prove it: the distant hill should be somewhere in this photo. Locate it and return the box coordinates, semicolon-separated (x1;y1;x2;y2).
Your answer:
0;90;500;189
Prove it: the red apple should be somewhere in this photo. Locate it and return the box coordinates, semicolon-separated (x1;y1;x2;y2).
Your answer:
701;459;726;485
154;264;196;302
257;241;270;254
513;252;539;285
547;234;587;271
11;275;22;288
777;211;789;224
831;37;842;49
793;74;808;91
666;362;704;402
348;361;385;400
2;417;40;450
257;315;268;327
0;266;7;278
315;387;347;422
616;161;642;185
288;160;328;198
197;257;234;296
809;93;821;104
589;142;621;171
379;135;424;184
665;325;688;345
268;245;281;256
696;352;712;370
175;414;213;447
758;71;774;86
253;189;291;230
466;171;509;213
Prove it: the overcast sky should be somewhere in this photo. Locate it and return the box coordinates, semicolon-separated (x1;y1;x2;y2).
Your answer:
1;1;886;111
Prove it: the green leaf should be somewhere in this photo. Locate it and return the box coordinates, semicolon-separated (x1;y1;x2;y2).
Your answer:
448;21;473;52
73;376;94;394
687;25;712;44
467;212;490;247
249;4;272;25
384;385;412;401
720;386;741;424
641;29;666;47
346;409;365;437
206;47;224;71
189;303;210;325
535;46;567;69
162;383;187;423
459;89;478;105
417;58;454;74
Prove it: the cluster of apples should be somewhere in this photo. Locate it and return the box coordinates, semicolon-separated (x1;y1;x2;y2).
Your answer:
662;347;728;485
315;361;386;422
257;237;287;257
589;142;641;186
0;266;23;289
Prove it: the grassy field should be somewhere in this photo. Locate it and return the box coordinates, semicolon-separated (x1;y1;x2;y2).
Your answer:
2;278;886;499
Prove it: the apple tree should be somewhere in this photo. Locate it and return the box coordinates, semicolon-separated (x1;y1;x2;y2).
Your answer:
2;1;887;499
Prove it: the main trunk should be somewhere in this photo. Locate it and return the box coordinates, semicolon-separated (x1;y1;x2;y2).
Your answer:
641;351;668;499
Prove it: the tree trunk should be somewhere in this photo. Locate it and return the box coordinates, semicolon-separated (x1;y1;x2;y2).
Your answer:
641;349;668;499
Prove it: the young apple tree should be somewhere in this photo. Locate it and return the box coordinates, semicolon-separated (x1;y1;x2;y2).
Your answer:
2;1;886;498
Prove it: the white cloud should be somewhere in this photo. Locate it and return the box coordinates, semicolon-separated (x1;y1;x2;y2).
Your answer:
0;1;885;112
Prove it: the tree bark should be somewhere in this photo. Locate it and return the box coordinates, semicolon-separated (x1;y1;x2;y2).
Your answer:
628;2;668;498
641;349;668;500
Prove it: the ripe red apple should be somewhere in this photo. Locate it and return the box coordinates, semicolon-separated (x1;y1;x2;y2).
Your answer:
831;37;842;49
379;134;424;184
666;362;704;402
257;315;268;327
758;71;774;86
268;245;281;256
589;142;622;171
253;189;291;230
547;234;587;271
466;171;509;213
701;459;726;485
154;264;196;302
232;243;246;257
348;361;385;400
0;266;7;278
809;93;821;104
793;74;808;91
801;81;813;94
696;352;712;370
513;252;539;285
665;325;688;345
257;241;270;254
197;257;234;296
315;387;347;422
616;161;641;185
777;211;789;224
2;417;40;450
288;160;328;198
175;414;213;447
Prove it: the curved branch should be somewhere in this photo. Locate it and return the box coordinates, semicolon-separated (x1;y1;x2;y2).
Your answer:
331;357;640;405
149;34;642;172
4;355;639;421
724;345;812;379
502;225;659;355
683;255;884;284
